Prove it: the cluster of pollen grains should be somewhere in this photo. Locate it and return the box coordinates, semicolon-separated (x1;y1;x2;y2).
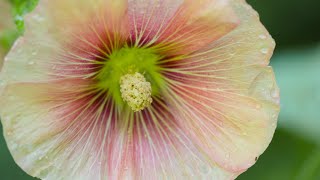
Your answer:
120;72;153;112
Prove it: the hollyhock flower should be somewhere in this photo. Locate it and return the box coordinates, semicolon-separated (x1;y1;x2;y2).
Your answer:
0;0;280;179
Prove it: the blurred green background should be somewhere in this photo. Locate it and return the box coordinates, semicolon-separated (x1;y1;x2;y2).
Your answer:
1;0;320;179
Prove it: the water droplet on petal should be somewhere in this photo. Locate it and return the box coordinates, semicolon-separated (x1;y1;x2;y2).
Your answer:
259;34;267;39
9;95;16;100
16;15;23;21
28;61;35;65
229;52;236;56
271;89;279;98
256;104;262;109
200;165;210;175
225;154;230;159
0;80;6;86
33;14;45;22
260;48;268;54
11;143;18;150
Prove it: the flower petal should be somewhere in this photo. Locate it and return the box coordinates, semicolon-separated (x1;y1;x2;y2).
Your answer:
127;0;184;46
0;81;237;179
1;81;111;179
1;0;128;84
161;0;279;175
130;0;239;56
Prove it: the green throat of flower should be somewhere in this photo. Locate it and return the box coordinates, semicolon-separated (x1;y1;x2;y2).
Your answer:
96;46;165;111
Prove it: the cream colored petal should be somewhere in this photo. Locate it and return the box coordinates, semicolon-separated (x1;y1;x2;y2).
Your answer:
161;0;279;175
1;0;128;84
0;81;237;179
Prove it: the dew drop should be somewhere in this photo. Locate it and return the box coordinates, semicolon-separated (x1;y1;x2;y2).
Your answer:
0;80;6;86
28;61;35;65
9;95;16;100
11;143;18;150
259;34;267;39
260;48;268;54
16;15;23;21
34;15;44;22
200;165;210;175
225;154;230;159
271;89;279;98
272;114;277;118
229;52;236;56
255;104;262;109
186;19;193;25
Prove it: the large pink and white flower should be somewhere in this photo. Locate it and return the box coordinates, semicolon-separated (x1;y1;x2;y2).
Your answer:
0;0;280;179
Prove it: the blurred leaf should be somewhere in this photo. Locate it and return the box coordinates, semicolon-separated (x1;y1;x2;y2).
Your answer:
271;46;320;144
0;29;19;51
295;150;320;180
248;0;320;49
9;0;39;33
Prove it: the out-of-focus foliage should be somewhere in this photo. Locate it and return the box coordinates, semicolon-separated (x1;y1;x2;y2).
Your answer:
248;0;320;49
0;29;18;52
0;0;38;53
9;0;39;33
274;47;320;145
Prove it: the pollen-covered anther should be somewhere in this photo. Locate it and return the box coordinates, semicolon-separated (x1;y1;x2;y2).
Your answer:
120;72;153;112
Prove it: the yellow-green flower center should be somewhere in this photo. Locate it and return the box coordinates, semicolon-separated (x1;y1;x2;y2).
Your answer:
96;46;165;110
